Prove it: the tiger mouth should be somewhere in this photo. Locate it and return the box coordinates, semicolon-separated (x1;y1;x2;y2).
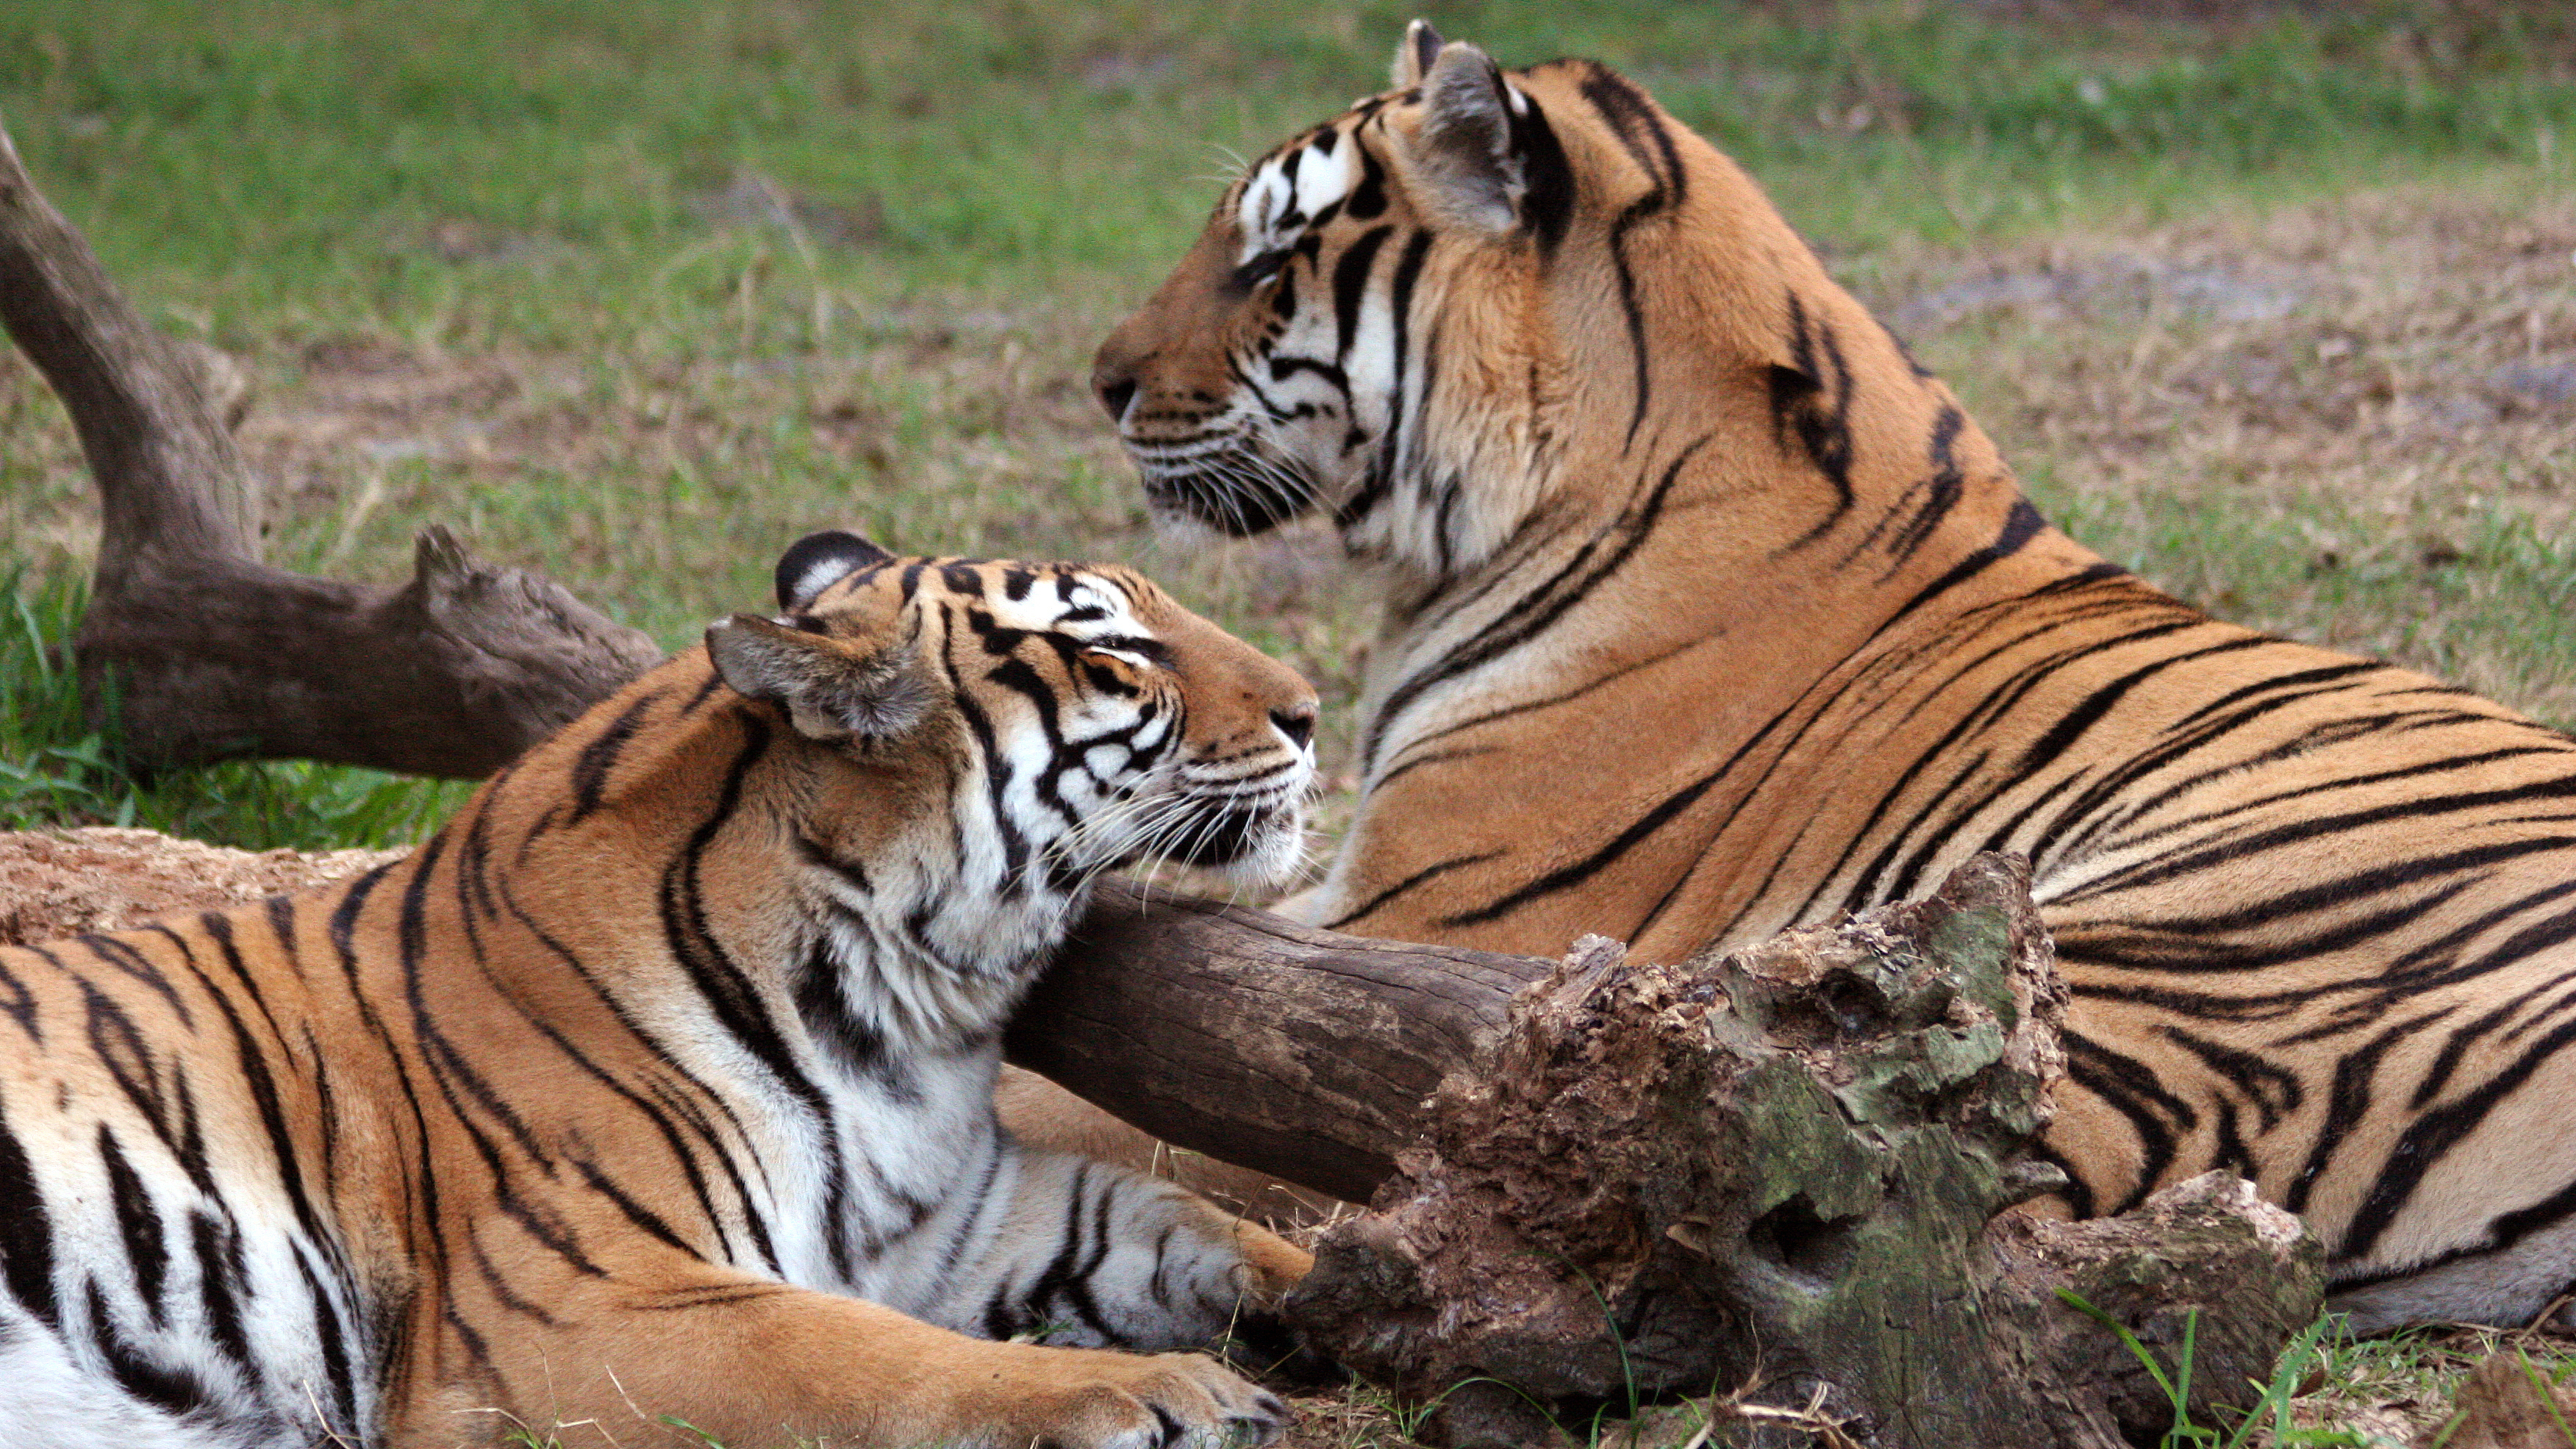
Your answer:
1117;784;1309;886
1160;801;1296;867
1128;437;1323;538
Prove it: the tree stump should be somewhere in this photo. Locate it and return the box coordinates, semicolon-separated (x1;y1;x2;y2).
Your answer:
1281;856;2323;1449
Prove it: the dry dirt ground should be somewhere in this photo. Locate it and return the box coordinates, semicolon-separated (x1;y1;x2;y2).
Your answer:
0;826;397;946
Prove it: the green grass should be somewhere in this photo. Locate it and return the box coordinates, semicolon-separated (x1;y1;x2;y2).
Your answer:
1;1;2566;856
0;571;473;848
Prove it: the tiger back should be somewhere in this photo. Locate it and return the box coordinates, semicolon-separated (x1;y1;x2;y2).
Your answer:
0;530;1316;1448
1080;23;2576;1330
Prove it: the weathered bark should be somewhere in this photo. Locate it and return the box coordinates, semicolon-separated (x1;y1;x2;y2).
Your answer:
2437;1351;2576;1449
0;121;659;778
1026;859;2323;1449
1005;881;1553;1204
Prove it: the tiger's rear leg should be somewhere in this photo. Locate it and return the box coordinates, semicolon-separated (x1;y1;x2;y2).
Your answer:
2326;1214;2576;1334
996;1065;1348;1228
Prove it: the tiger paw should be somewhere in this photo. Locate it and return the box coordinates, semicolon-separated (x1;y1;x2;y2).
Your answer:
1227;1222;1314;1309
995;1349;1291;1449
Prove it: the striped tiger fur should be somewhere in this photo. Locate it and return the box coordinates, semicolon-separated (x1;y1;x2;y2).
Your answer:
0;530;1317;1448
1073;22;2576;1331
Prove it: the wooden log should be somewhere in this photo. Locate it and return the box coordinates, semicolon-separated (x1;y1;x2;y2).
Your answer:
0;121;660;778
1273;855;2324;1448
1015;858;2323;1448
1004;880;1553;1204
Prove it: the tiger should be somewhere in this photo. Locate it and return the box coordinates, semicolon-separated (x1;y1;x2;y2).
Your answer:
1060;20;2576;1332
0;529;1320;1448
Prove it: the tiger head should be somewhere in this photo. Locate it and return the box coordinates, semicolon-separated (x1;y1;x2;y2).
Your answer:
1091;21;1903;581
704;529;1317;920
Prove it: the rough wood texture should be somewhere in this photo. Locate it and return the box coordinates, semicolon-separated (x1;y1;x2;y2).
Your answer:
1272;856;2322;1449
0;122;659;778
1006;880;1553;1204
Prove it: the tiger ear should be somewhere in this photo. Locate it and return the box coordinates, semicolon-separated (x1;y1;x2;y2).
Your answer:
706;613;934;743
1391;18;1444;89
775;529;893;613
1402;40;1525;235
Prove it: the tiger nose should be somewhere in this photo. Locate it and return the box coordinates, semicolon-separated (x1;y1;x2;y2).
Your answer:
1270;702;1317;751
1092;363;1139;425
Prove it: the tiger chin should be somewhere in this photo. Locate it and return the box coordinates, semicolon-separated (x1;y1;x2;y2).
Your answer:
0;529;1317;1448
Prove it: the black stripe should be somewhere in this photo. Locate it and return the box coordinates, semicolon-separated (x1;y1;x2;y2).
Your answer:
2343;1005;2576;1262
190;1210;255;1380
1772;295;1856;546
1506;85;1576;255
1577;65;1685;451
2054;782;2576;910
74;931;193;1028
1335;229;1434;531
2159;1025;2305;1131
0;951;35;1041
1331;225;1391;361
0;1101;58;1328
1575;64;1687;212
87;1278;211;1415
655;715;856;1277
165;945;334;1252
97;1126;169;1323
1364;434;1707;772
2061;1029;2194;1214
1322;851;1504;931
569;690;667;825
1875;404;1968;570
2283;1009;2455;1217
398;837;609;1281
1858;498;2054;654
291;1240;361;1433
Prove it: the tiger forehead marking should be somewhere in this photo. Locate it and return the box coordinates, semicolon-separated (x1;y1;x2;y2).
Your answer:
1234;130;1359;262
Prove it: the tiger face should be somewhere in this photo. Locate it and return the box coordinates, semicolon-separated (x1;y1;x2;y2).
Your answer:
712;529;1318;912
1092;22;1722;577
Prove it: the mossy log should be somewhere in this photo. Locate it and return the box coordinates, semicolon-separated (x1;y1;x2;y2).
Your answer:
1270;856;2323;1448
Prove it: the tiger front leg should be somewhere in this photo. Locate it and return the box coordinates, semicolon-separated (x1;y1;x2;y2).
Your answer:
931;1145;1315;1354
397;1271;1290;1449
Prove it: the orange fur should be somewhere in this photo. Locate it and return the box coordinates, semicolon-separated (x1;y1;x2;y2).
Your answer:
1071;29;2576;1328
0;546;1314;1446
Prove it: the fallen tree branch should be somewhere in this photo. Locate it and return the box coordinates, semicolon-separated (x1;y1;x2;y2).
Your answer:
1004;881;1553;1203
0;120;659;778
1018;857;2323;1449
